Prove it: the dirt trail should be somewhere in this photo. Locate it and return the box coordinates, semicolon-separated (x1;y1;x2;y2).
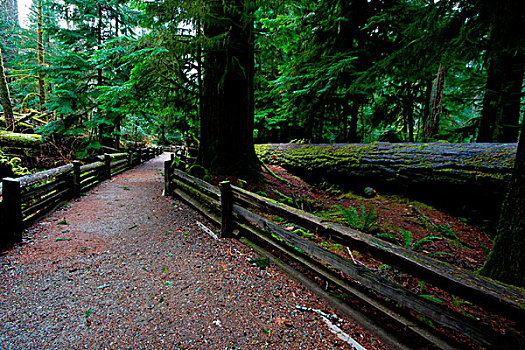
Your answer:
0;153;389;349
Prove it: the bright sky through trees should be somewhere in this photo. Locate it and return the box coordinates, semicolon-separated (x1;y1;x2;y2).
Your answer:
18;0;31;28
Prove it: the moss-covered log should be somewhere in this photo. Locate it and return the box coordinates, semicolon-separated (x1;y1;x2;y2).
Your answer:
0;131;43;148
256;143;517;226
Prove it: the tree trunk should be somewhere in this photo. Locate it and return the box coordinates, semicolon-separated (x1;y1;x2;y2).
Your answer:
403;85;415;142
481;125;525;287
0;47;15;131
423;65;445;141
198;0;259;175
37;0;46;112
477;0;524;143
478;50;524;143
256;143;517;226
348;96;359;143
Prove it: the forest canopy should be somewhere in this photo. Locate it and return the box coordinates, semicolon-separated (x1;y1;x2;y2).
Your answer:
0;0;522;158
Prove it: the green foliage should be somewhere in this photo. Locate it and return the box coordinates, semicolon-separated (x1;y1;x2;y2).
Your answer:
57;218;69;225
420;295;443;304
2;0;518;172
378;229;442;251
273;189;316;212
187;165;213;182
0;149;30;177
437;224;458;239
249;256;270;270
336;205;379;233
293;228;316;241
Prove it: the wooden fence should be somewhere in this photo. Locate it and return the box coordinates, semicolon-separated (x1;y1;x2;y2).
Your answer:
0;147;162;245
164;158;525;350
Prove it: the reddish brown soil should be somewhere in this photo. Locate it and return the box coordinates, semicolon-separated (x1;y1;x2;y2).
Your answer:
242;165;493;272
218;165;510;349
0;154;391;350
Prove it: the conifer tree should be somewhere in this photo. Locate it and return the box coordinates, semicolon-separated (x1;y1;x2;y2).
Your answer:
0;46;15;130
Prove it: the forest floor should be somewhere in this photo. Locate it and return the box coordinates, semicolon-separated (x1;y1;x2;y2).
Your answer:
0;153;391;350
218;164;505;346
240;165;493;273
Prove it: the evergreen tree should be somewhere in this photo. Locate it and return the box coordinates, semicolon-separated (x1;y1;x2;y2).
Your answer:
476;0;525;143
0;46;15;130
198;0;259;174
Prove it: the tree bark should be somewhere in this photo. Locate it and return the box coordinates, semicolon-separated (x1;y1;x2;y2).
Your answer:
481;125;525;287
37;0;46;111
198;0;259;175
477;0;524;143
256;143;517;224
348;96;359;143
0;47;15;131
423;65;445;141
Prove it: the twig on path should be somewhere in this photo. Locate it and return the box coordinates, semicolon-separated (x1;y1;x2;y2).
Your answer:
296;305;367;350
196;221;219;240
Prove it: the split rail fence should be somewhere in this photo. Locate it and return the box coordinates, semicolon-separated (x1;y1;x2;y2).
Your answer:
0;147;162;245
164;157;525;350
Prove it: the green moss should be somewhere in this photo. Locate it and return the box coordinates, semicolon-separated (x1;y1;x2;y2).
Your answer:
0;149;30;177
0;130;42;147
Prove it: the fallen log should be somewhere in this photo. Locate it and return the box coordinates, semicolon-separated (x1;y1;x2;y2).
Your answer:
256;143;517;227
0;130;42;148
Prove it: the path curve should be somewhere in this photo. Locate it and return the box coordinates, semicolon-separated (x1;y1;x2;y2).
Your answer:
1;153;388;349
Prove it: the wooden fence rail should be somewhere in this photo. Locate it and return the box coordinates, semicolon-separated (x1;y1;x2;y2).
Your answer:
164;158;525;350
1;147;162;245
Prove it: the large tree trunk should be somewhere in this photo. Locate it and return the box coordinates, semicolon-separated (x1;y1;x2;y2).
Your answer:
477;49;524;143
0;47;15;131
198;0;259;175
256;143;517;228
481;125;525;287
477;0;524;143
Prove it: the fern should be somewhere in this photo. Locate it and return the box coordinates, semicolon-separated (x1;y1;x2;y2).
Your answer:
412;236;442;251
399;229;413;249
337;205;379;233
437;224;457;239
337;205;359;228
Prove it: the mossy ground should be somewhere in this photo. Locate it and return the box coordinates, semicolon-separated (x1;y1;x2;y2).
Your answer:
231;164;513;339
240;164;493;272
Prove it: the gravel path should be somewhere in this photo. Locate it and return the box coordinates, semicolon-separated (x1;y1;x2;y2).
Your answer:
1;154;389;349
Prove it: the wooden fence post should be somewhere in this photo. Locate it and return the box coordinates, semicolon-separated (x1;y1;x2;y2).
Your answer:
128;151;133;168
220;181;233;238
170;153;175;162
138;148;142;164
2;178;23;243
164;160;171;196
104;154;111;179
72;161;81;197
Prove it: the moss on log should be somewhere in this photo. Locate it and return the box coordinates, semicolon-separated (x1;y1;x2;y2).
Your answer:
0;131;42;147
256;143;517;226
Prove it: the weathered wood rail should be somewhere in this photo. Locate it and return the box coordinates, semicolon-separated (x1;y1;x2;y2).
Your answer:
164;157;525;350
0;147;162;245
167;145;197;164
